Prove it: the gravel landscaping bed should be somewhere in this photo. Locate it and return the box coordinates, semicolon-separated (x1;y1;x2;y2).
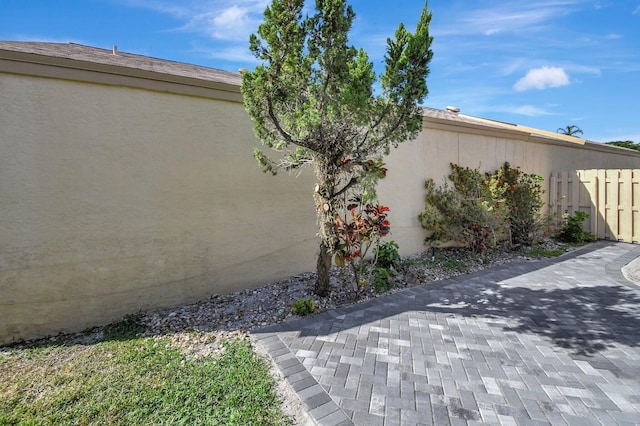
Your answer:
139;248;519;337
7;242;576;351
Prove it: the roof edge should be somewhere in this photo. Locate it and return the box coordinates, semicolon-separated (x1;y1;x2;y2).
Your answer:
421;108;590;147
0;42;243;103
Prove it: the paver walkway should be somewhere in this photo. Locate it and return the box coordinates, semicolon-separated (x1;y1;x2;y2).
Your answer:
255;242;640;425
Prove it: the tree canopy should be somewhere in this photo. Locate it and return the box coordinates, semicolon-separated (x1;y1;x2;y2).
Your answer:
242;0;433;295
605;140;640;151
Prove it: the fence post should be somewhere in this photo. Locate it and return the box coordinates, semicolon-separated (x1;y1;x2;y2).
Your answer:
634;170;640;244
549;172;558;216
596;170;607;239
579;170;598;235
619;169;633;243
560;171;570;215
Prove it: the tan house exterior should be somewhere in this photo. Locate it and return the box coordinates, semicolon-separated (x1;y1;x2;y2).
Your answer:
1;42;639;344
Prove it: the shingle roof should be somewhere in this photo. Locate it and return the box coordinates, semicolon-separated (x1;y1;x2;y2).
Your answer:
0;41;242;86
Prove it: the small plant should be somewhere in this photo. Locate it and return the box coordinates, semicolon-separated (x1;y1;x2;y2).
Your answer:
420;163;548;252
440;257;467;274
334;193;391;292
428;248;471;274
532;212;563;242
101;312;145;341
373;268;393;293
292;298;317;316
558;211;596;243
522;246;566;258
376;240;400;270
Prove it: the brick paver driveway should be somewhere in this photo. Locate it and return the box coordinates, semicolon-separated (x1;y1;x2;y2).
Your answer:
256;242;640;425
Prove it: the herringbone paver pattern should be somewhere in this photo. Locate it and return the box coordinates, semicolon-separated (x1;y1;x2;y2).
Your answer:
256;242;640;425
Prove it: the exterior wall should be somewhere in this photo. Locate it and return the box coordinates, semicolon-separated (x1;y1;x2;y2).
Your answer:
378;125;640;256
1;65;639;344
0;73;318;343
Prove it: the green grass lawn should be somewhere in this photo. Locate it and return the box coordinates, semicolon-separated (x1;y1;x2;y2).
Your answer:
0;323;288;425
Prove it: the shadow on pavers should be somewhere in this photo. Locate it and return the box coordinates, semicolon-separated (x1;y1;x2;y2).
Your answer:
279;241;640;358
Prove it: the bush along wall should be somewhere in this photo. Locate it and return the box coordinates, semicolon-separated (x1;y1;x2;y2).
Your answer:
492;162;545;246
419;162;546;253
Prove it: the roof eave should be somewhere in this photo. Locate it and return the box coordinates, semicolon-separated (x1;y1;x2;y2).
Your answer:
0;47;243;103
421;110;586;146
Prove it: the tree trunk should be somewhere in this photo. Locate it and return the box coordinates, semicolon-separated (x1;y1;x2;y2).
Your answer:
315;241;332;296
313;161;338;296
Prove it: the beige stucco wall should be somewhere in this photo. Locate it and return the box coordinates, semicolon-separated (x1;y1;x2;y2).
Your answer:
1;63;639;344
0;72;318;343
378;124;640;256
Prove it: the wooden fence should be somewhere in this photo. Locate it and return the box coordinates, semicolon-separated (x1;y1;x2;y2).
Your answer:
549;170;640;243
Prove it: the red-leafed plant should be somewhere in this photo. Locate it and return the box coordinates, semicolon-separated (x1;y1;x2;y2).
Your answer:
335;198;391;292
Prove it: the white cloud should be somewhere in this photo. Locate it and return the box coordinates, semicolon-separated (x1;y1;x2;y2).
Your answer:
211;6;254;40
564;64;601;76
122;1;268;41
512;105;555;116
459;1;582;36
634;5;640;14
203;45;258;63
482;104;558;117
499;59;525;76
513;66;570;91
179;5;264;41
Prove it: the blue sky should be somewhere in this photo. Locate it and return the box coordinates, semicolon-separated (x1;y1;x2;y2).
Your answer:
2;0;639;143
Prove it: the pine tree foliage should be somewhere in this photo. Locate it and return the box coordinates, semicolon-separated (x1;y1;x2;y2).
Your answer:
242;0;433;295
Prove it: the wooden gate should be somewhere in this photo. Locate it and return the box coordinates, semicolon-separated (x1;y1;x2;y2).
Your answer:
549;170;640;243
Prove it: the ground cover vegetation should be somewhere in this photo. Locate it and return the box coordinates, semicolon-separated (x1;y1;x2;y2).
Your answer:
242;0;433;296
0;319;287;426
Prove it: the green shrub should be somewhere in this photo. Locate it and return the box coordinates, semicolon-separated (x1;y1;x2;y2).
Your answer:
372;268;392;293
292;299;317;316
418;164;509;254
420;162;549;252
491;162;545;246
376;240;400;269
558;211;596;243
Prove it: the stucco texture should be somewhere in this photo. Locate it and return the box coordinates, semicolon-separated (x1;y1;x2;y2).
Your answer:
0;74;317;343
1;68;639;344
378;126;640;256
